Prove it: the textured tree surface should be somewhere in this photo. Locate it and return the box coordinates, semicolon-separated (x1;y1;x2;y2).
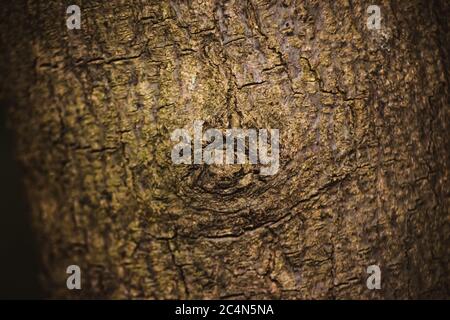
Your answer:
0;0;449;299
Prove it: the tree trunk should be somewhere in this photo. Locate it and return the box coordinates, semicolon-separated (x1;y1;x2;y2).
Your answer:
1;0;448;299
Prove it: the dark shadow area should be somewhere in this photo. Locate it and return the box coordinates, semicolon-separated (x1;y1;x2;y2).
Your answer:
0;107;42;299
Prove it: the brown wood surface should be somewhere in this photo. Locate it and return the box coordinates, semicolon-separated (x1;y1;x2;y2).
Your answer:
0;0;448;299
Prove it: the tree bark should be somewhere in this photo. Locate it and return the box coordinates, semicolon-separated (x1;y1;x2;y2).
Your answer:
0;0;449;299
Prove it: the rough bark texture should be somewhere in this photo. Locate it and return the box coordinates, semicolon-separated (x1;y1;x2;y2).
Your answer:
0;0;449;299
